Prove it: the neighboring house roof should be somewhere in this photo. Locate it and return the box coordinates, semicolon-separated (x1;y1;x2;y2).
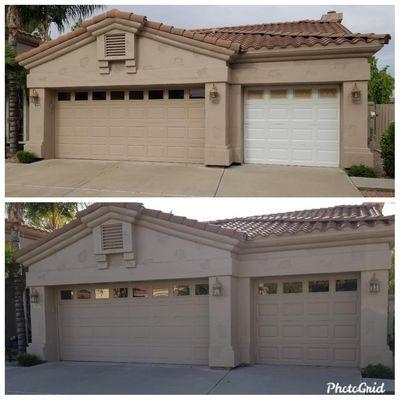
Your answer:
5;27;42;48
5;220;50;241
16;8;390;62
210;203;394;239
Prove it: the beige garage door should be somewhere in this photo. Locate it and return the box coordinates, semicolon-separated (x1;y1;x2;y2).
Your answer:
255;274;360;367
57;280;209;364
55;88;205;163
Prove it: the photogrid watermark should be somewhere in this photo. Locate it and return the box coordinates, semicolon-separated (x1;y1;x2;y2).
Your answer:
326;381;386;394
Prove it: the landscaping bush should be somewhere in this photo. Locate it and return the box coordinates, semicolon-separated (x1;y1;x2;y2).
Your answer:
380;122;395;177
16;150;36;164
362;364;394;379
346;164;376;178
16;352;43;367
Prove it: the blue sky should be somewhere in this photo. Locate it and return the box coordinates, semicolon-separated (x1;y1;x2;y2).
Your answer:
51;5;395;75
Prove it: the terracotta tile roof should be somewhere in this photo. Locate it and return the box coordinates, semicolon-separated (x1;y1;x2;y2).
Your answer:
16;9;389;63
5;27;42;48
209;203;394;239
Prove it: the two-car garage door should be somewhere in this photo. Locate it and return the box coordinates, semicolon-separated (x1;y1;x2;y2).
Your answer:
255;274;360;367
55;88;205;164
244;86;340;167
57;280;209;365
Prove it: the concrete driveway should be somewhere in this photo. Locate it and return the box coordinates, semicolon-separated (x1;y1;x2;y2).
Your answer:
6;361;362;394
6;159;361;197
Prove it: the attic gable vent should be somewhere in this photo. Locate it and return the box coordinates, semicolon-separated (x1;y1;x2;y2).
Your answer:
101;223;124;251
105;33;126;57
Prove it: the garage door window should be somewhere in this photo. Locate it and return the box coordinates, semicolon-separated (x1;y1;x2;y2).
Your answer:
57;92;71;101
309;280;329;292
149;90;164;100
129;91;144;100
336;279;357;292
113;288;128;298
169;89;185;100
319;88;337;98
77;288;91;299
153;288;169;297
110;91;125;100
270;89;287;99
195;284;209;295
283;282;303;294
189;87;205;99
173;285;190;296
258;283;277;295
247;90;264;100
92;91;106;100
60;290;74;300
95;288;110;299
133;287;148;298
75;92;88;101
294;89;312;99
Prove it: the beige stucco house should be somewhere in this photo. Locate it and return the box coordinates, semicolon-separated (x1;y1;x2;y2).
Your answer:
16;9;389;168
15;202;394;369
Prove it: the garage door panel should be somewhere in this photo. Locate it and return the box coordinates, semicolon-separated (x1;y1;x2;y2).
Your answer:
255;275;360;367
55;90;205;163
245;86;339;166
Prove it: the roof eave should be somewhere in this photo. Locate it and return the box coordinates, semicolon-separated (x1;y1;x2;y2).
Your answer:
231;40;386;63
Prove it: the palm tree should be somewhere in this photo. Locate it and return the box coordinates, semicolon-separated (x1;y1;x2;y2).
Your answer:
5;5;103;154
6;203;80;352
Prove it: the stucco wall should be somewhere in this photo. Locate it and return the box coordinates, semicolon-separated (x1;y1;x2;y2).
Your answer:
27;36;229;88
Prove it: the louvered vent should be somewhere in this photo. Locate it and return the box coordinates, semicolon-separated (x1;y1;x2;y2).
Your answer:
101;223;124;251
105;33;126;57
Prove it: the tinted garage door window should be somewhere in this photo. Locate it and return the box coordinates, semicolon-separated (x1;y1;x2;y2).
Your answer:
55;88;205;164
244;86;340;167
58;280;209;364
255;274;360;367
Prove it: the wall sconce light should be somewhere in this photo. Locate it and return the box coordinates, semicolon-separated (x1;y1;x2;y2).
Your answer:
369;273;380;293
212;278;222;296
351;83;361;103
30;89;40;106
209;84;219;101
30;289;39;303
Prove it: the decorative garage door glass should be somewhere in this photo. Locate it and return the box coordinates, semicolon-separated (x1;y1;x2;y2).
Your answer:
57;280;209;364
55;88;205;163
255;274;360;367
244;86;340;167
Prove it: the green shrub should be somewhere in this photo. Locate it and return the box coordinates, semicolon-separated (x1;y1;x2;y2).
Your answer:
380;122;395;177
16;150;36;164
16;352;43;367
346;164;376;178
362;364;394;379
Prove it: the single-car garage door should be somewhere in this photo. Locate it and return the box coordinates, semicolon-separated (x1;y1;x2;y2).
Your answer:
55;87;205;163
57;280;209;364
244;86;340;166
255;274;360;367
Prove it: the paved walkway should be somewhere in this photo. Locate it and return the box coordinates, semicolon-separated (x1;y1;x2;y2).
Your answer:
6;159;361;197
6;361;362;394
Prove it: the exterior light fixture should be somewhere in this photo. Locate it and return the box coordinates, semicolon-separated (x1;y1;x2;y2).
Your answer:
30;89;40;106
351;83;361;103
369;273;380;293
30;289;39;303
212;278;222;296
209;84;219;101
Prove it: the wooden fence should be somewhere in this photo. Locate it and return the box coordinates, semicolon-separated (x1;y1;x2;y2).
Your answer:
388;294;394;348
368;102;395;150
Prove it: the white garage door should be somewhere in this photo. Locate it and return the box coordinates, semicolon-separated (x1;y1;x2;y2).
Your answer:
244;86;340;166
55;88;205;163
255;274;360;367
57;280;209;364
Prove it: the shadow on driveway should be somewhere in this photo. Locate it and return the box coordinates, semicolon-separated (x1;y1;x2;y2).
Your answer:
6;361;361;394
